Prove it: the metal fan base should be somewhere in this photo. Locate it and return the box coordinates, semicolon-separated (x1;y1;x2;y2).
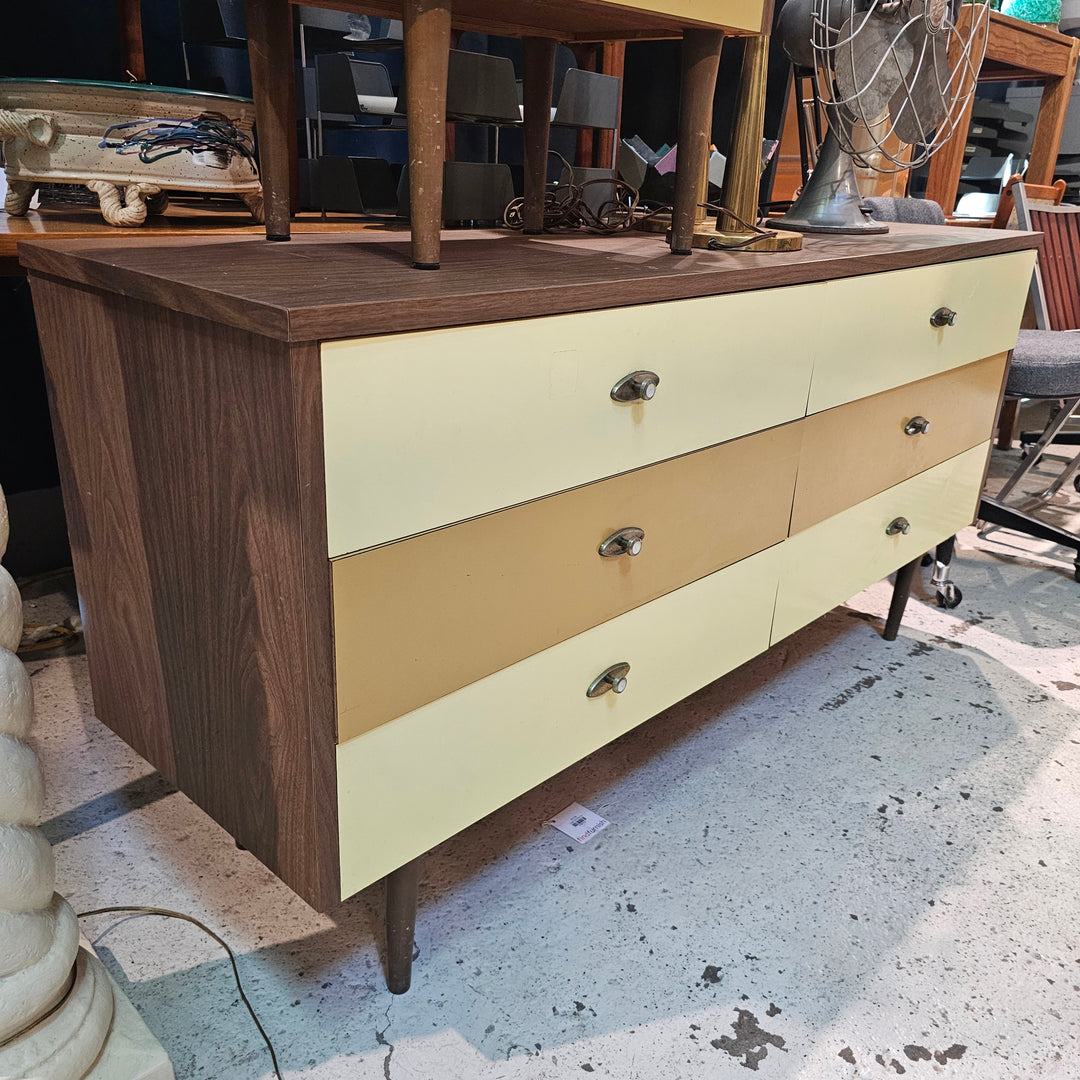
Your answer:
774;128;889;236
773;218;888;235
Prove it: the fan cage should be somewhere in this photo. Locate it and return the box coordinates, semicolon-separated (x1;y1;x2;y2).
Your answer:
810;0;990;172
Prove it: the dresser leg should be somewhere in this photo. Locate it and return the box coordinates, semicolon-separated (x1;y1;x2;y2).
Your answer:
884;557;920;641
386;857;421;994
671;28;724;255
403;0;452;269
522;36;558;234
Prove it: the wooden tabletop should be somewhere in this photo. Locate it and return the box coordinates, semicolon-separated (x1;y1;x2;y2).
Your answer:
0;204;401;272
20;222;1040;344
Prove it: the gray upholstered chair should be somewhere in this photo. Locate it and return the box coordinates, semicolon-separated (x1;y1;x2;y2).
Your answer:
861;196;947;226
976;185;1080;581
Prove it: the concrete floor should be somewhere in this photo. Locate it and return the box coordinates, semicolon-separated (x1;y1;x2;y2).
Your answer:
21;447;1080;1080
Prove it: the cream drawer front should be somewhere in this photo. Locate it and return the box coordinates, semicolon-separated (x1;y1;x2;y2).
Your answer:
332;422;801;742
321;286;821;557
772;442;989;643
808;251;1034;414
336;542;783;899
791;354;1007;533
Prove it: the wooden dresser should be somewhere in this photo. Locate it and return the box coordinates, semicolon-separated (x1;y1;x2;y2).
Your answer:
22;225;1037;985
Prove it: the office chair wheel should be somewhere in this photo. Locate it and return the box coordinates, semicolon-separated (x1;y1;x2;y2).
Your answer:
1075;558;1080;583
936;582;962;609
1073;474;1080;493
920;553;933;567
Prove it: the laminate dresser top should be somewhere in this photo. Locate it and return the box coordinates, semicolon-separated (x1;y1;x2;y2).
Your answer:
20;223;1040;343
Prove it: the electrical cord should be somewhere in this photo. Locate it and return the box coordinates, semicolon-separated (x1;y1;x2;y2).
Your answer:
99;113;257;171
503;150;664;234
78;906;283;1080
503;151;779;249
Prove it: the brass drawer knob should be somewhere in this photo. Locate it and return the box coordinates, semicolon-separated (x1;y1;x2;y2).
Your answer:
611;370;660;403
930;307;957;328
886;516;912;536
904;416;931;436
598;527;645;558
587;662;630;698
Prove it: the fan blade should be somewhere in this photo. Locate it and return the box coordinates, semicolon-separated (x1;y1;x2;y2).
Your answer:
889;24;949;144
833;12;913;122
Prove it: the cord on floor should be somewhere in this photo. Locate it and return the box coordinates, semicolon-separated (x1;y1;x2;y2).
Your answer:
78;905;283;1080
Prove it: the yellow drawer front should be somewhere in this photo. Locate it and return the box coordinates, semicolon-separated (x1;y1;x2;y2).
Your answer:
791;354;1007;533
333;422;801;742
808;251;1034;414
321;285;821;557
772;442;990;643
336;542;783;899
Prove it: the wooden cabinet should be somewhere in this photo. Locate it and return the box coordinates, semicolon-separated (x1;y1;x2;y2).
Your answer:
22;224;1036;986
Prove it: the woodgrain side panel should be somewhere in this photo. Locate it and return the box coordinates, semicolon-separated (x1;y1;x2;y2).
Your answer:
332;421;802;741
321;284;821;555
772;442;990;644
791;354;1008;534
809;251;1035;413
337;542;784;899
30;276;339;909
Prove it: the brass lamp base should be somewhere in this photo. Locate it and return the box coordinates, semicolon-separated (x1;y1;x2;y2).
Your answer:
652;218;803;251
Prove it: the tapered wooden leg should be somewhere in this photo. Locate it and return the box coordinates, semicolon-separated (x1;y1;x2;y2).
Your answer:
386;857;421;994
404;0;452;269
243;0;294;241
522;36;558;235
884;557;920;641
671;29;724;255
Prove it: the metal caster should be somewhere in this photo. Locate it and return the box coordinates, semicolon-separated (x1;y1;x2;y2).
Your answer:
936;582;962;609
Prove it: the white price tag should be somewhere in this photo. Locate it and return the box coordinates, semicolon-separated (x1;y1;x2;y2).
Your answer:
548;802;610;844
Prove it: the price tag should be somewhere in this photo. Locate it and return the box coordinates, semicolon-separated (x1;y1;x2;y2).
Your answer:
548;802;610;844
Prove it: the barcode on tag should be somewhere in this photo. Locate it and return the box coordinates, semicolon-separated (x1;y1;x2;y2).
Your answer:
549;802;610;844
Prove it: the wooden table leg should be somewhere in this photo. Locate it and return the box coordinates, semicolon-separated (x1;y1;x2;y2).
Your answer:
244;0;295;241
522;37;558;235
386;857;421;994
997;397;1020;450
884;556;921;641
671;29;724;255
1027;48;1080;186
404;0;452;269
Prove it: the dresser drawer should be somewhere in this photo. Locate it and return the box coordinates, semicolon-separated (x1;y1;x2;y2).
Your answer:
336;541;783;898
321;284;821;557
791;354;1007;533
808;251;1034;414
772;441;989;643
333;422;801;742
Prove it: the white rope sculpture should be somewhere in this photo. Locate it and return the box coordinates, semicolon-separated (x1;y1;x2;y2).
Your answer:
0;484;116;1079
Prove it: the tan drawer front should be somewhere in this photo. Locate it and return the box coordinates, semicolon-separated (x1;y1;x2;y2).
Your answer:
333;422;801;742
772;442;990;643
791;354;1007;534
809;251;1034;414
336;542;784;899
321;284;821;557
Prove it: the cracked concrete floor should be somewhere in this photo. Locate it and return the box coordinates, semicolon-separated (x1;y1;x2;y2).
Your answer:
22;467;1080;1080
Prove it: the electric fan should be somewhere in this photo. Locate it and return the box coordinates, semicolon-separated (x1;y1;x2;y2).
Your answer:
774;0;989;233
